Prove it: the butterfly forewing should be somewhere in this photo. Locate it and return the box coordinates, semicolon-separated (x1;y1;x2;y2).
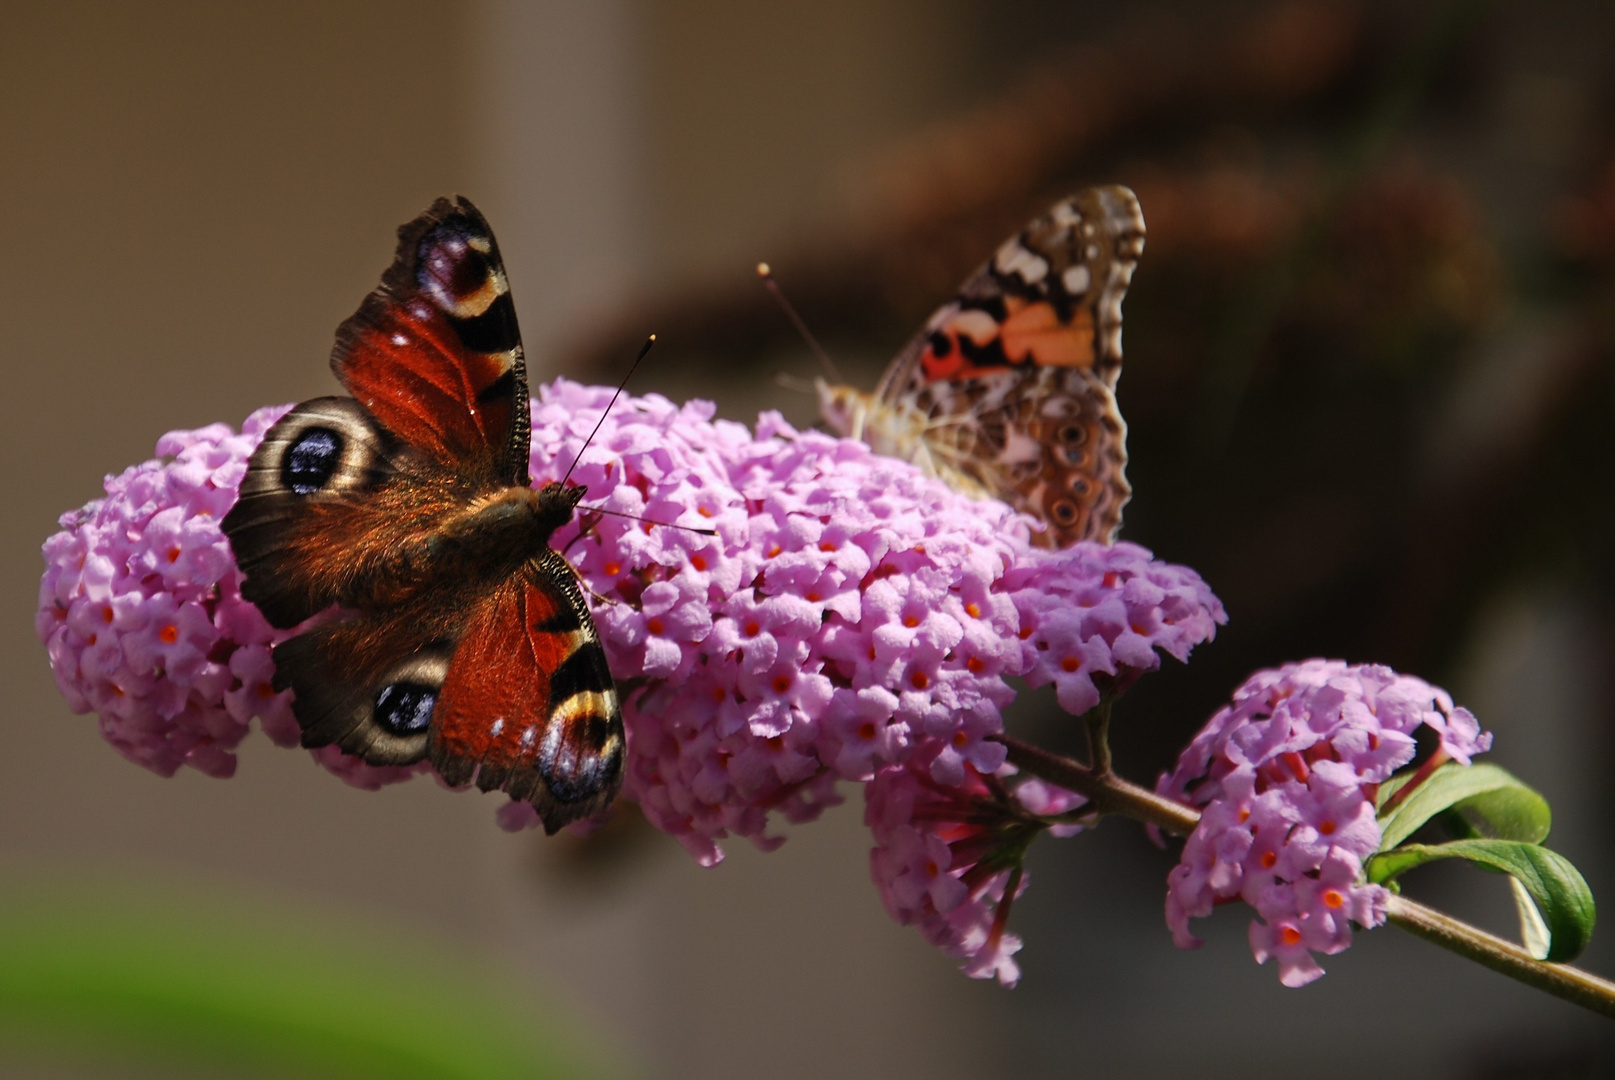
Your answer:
333;196;532;487
223;196;623;832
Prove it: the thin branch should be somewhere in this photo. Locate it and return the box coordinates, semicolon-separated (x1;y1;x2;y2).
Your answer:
1085;699;1114;776
995;734;1196;833
993;732;1615;1019
1386;895;1615;1019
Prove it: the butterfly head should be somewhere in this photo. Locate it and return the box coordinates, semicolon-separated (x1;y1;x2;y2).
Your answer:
816;378;870;441
534;479;588;530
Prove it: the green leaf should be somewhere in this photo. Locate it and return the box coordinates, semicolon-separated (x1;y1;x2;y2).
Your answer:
1452;779;1552;844
1376;763;1550;851
1367;839;1596;962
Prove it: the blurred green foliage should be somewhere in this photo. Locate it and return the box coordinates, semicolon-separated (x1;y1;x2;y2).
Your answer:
0;878;618;1079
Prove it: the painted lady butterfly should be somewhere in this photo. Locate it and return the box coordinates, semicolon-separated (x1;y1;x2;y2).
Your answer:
817;186;1145;547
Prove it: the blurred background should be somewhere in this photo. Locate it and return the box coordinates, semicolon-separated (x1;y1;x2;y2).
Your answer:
4;0;1615;1075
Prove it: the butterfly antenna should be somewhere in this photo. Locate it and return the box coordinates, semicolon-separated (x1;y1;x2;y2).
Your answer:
757;262;842;382
583;504;717;537
562;334;656;487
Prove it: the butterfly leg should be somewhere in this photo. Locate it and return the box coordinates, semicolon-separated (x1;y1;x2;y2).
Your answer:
560;555;620;608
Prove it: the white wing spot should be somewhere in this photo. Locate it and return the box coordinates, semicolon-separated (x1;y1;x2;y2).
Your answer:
391;333;409;346
994;240;1049;284
520;724;538;747
490;717;505;737
950;309;1001;343
1062;265;1091;295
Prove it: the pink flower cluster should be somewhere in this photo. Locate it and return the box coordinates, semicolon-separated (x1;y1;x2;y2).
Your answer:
39;408;297;778
38;380;1226;983
867;752;1087;987
1157;659;1493;987
38;406;425;789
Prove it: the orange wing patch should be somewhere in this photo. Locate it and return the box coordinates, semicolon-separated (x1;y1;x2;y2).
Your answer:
919;299;1097;382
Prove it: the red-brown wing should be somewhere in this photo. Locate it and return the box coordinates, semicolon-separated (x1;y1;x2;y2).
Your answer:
268;550;622;833
333;196;532;487
429;550;624;833
223;397;470;628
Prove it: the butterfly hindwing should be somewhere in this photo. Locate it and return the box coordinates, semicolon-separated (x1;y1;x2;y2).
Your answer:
430;551;624;832
268;615;455;765
819;186;1144;548
268;548;623;832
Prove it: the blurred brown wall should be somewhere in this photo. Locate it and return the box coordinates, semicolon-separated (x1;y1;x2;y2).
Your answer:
0;4;995;1078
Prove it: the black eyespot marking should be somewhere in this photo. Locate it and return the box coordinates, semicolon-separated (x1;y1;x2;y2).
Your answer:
540;718;622;804
928;330;953;359
1069;476;1092;495
1058;424;1087;444
418;225;491;307
1052;501;1078;524
1061;445;1086;466
281;427;343;495
374;681;436;735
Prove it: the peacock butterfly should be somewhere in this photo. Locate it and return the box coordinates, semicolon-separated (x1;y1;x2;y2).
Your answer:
222;196;623;833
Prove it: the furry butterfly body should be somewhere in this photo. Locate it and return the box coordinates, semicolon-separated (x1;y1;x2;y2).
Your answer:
818;186;1145;547
222;197;622;832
